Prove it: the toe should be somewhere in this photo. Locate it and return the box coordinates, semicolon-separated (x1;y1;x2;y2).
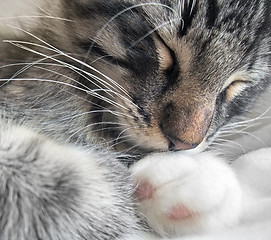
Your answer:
134;181;155;201
167;205;193;220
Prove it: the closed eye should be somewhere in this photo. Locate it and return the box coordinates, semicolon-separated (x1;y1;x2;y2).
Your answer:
155;38;174;72
222;72;251;102
224;80;248;102
165;48;179;84
154;37;179;86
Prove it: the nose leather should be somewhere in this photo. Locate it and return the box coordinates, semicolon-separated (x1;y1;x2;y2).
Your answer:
161;102;214;151
168;136;199;151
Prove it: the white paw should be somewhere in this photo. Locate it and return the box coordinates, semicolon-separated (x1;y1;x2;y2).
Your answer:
131;151;242;236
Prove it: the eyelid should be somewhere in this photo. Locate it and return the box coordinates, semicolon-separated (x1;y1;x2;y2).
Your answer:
154;37;173;71
222;72;251;101
222;72;251;91
225;81;247;101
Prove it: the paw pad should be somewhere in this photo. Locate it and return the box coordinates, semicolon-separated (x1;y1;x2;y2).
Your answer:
135;181;155;201
167;205;193;220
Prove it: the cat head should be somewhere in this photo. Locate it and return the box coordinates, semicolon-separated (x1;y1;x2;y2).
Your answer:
62;0;270;154
1;0;271;156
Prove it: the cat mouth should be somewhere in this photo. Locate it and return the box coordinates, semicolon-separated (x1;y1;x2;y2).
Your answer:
107;127;210;158
89;96;214;156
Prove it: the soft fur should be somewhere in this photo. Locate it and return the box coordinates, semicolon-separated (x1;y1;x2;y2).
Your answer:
0;0;270;240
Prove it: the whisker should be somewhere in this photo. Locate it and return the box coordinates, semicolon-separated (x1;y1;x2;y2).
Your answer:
221;106;271;131
109;133;137;148
0;62;35;70
4;40;109;89
33;65;133;110
3;27;130;98
60;109;134;122
90;55;113;64
0;15;73;22
66;121;130;142
130;17;183;49
86;2;176;58
120;143;141;155
0;76;103;110
91;126;125;134
2;72;132;118
7;58;120;103
210;139;246;154
10;53;69;79
189;0;197;16
233;130;268;147
115;127;135;142
33;65;90;91
4;39;139;109
1;75;130;111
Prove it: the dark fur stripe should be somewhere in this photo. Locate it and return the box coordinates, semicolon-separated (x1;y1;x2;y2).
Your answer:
78;41;133;70
178;0;198;37
206;0;219;28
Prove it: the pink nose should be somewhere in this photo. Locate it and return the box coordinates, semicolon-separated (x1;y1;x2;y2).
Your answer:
167;136;199;151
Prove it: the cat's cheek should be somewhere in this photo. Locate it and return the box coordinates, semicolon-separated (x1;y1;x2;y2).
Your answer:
131;152;243;237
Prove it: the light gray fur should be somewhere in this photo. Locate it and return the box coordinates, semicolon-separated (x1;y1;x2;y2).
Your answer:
0;122;140;239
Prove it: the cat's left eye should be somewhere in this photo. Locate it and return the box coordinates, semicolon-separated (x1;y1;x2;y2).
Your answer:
224;80;248;101
222;73;250;101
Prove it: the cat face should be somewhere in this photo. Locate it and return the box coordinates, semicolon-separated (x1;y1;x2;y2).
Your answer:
1;0;271;156
64;0;270;154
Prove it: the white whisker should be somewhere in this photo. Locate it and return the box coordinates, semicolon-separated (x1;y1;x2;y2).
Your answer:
109;133;137;148
33;65;132;110
130;17;183;48
190;0;197;16
61;109;134;122
116;127;135;142
211;139;246;154
3;31;130;97
3;39;139;109
221;106;271;131
66;121;130;142
0;75;130;111
120;143;141;155
33;65;90;91
3;26;131;98
235;130;267;147
86;2;176;57
0;15;73;22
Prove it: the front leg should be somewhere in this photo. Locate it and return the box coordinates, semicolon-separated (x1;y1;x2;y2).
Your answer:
131;151;242;237
0;123;139;240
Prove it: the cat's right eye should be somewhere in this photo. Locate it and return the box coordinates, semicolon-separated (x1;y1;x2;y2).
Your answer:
154;38;173;72
154;38;179;84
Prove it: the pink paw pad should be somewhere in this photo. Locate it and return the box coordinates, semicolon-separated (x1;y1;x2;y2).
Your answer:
134;180;155;201
167;205;192;220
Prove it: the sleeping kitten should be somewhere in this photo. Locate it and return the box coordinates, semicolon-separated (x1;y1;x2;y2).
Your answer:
0;0;270;239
